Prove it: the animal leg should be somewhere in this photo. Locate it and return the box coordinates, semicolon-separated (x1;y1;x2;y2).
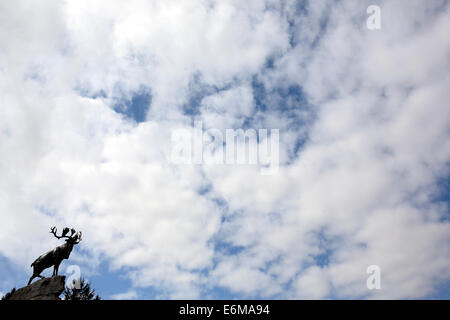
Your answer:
53;263;60;276
28;272;44;285
27;275;35;286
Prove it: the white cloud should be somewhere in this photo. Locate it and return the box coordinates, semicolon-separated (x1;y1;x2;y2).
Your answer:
111;290;138;300
0;0;449;299
201;85;255;129
294;266;330;299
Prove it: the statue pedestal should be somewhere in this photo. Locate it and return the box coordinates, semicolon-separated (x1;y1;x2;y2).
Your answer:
9;276;66;300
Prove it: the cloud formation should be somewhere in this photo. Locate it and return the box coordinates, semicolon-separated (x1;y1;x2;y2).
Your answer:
0;0;449;299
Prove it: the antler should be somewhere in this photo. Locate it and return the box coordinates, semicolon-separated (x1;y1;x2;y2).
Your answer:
50;226;80;240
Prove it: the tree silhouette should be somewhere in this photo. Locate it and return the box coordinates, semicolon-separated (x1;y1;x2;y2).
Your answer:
63;277;100;300
1;288;16;300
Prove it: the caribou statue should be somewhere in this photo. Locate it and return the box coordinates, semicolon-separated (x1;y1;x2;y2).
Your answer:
28;226;82;285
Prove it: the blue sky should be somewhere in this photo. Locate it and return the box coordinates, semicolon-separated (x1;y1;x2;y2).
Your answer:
0;0;449;299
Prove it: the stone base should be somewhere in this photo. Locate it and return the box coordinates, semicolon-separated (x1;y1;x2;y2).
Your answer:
9;276;66;300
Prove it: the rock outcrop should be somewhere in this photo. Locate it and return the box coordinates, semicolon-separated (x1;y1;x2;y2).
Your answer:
8;276;66;300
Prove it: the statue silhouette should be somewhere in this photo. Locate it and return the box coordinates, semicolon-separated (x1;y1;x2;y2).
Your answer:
28;226;82;285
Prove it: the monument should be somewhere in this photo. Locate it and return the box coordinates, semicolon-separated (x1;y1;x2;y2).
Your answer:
5;226;82;300
28;226;82;285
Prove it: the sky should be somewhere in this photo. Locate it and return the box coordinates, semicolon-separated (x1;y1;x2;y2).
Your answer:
0;0;449;300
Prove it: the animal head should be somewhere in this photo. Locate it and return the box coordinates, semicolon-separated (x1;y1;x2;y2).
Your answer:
50;226;82;246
